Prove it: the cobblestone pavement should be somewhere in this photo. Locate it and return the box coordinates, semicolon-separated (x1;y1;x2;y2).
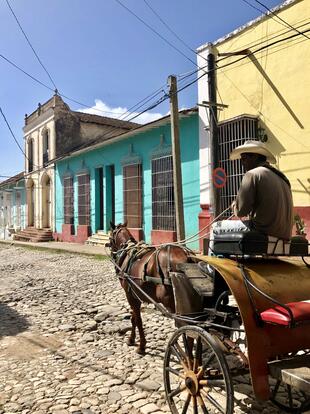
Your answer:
0;245;292;413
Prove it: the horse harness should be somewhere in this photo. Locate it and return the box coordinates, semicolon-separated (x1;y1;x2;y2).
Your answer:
113;238;191;286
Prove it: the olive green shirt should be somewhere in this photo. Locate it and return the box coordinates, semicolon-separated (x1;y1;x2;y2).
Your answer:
234;165;293;240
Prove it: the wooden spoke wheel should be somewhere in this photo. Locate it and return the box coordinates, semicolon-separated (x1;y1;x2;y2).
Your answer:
164;326;234;414
270;381;310;413
270;350;310;413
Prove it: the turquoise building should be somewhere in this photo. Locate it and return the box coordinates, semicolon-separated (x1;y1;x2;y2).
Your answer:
54;108;200;249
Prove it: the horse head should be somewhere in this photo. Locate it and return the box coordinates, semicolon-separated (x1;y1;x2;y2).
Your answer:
108;221;134;252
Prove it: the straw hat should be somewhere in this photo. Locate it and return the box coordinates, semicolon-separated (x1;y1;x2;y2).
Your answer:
229;140;276;164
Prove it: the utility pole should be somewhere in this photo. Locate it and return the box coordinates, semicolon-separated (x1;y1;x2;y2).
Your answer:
168;75;185;242
207;51;221;218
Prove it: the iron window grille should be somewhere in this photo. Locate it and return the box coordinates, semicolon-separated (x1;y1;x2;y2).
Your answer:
218;115;258;216
123;163;142;228
77;174;90;225
152;155;176;231
63;177;74;225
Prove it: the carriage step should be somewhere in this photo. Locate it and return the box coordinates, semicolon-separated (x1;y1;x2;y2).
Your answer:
176;263;214;297
268;354;310;393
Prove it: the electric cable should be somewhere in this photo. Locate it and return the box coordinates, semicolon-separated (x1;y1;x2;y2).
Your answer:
0;102;142;176
123;25;310;124
253;0;310;40
118;86;167;120
5;0;58;90
142;0;196;54
0;53;127;116
0;107;29;161
2;24;309;142
114;0;201;68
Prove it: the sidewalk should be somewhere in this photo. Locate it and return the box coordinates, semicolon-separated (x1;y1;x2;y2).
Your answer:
0;239;109;257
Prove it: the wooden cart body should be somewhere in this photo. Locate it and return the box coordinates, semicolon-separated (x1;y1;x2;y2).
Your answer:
196;255;310;400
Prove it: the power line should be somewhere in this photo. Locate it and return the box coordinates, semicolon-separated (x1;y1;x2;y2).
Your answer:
253;0;310;40
5;0;58;90
217;18;310;65
114;0;198;67
0;53;54;92
239;0;294;32
124;93;168;123
141;0;214;73
0;106;44;172
170;16;310;84
118;85;167;120
142;0;196;54
239;0;269;16
0;107;27;158
3;28;307;171
2;23;309;142
0;49;168;124
118;26;310;123
240;0;310;40
4;0;174;120
0;53;129;116
178;26;310;96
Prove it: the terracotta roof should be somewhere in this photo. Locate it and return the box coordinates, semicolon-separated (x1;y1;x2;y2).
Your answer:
0;172;24;187
73;111;139;130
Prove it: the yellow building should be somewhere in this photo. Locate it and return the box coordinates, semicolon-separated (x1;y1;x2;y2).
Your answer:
197;0;310;236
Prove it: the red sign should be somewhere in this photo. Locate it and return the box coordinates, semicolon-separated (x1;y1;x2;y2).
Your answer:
212;167;227;188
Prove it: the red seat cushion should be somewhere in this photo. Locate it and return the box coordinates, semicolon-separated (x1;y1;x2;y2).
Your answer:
260;301;310;326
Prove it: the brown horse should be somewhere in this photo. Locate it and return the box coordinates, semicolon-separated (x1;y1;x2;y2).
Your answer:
108;222;193;354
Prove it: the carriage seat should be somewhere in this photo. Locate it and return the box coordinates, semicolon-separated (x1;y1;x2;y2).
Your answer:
213;231;309;256
260;301;310;327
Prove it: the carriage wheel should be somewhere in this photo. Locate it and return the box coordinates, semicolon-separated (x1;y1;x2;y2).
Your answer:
270;349;310;413
270;380;310;413
164;326;234;414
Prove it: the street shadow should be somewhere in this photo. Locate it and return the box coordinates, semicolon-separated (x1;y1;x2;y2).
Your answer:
0;302;30;339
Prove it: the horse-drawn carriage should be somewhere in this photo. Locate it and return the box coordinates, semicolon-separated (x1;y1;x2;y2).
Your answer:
108;223;310;414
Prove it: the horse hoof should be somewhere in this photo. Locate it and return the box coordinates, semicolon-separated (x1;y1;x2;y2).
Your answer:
127;339;135;346
136;347;145;355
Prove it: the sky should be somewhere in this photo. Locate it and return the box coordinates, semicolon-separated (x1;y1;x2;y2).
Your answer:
0;0;282;178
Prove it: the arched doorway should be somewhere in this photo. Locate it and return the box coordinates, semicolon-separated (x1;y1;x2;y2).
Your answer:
42;174;52;228
26;178;35;227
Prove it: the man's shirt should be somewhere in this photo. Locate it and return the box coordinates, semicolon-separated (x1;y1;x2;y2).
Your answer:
234;165;293;240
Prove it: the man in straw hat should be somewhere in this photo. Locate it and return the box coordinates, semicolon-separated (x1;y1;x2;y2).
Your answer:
229;140;293;240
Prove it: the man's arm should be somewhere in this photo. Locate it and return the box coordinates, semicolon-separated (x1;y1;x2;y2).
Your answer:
233;172;256;217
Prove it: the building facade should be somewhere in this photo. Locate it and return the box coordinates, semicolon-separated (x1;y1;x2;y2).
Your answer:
0;173;26;239
197;0;310;238
54;109;201;249
23;94;137;234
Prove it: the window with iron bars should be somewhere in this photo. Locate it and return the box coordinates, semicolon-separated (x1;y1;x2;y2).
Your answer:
77;174;90;225
218;116;258;216
63;177;74;225
152;155;176;231
123;163;142;228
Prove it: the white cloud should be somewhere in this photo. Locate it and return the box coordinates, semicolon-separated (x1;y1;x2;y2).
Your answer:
77;99;164;124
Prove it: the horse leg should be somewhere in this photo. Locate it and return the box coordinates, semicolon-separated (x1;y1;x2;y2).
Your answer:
135;303;146;354
127;309;136;346
125;293;146;353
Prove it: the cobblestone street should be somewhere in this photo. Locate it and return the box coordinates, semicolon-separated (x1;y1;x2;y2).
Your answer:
0;245;289;414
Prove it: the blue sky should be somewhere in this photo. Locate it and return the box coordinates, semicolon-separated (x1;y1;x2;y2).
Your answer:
0;0;282;178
